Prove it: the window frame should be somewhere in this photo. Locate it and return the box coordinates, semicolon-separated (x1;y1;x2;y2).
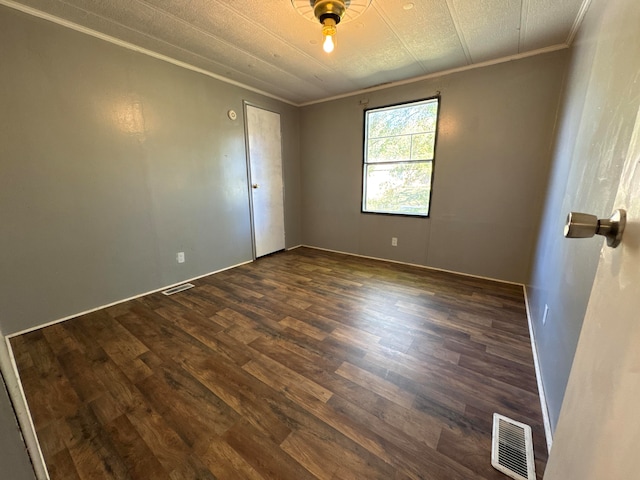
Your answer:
361;95;440;218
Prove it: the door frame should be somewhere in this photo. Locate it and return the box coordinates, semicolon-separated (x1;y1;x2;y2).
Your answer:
242;101;286;260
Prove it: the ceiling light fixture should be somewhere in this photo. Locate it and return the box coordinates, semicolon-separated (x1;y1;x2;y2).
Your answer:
292;0;372;54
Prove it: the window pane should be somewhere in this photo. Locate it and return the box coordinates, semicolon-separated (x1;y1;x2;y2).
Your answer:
367;100;438;138
367;135;412;162
362;97;439;216
411;132;435;160
364;162;432;216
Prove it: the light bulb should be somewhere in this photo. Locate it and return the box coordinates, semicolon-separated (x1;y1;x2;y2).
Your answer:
321;17;337;54
323;34;334;53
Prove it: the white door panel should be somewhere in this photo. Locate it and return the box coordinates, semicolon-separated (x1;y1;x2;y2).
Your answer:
545;107;640;478
246;105;285;258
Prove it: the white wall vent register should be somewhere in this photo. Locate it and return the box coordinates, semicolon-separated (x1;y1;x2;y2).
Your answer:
491;413;536;480
161;283;195;296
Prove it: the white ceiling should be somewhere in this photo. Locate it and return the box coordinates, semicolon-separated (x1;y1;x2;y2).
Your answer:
4;0;588;105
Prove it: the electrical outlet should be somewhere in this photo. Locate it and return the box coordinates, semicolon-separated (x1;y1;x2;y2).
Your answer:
542;304;549;325
177;252;185;264
391;237;398;247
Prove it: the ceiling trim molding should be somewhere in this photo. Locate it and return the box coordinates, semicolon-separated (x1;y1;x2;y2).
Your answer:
566;0;592;45
299;44;570;107
0;0;296;106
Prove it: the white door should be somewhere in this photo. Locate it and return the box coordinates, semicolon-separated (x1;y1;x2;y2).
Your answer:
245;104;285;258
544;108;640;478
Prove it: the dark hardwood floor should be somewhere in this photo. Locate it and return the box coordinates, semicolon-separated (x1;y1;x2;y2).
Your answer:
10;247;547;479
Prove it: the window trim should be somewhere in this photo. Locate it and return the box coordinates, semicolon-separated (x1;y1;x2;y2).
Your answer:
361;95;441;218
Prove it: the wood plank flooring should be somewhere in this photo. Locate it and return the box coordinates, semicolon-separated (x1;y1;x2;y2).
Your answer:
10;247;548;479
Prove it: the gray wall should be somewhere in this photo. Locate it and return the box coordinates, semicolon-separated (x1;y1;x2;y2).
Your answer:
0;10;301;473
0;5;301;337
527;0;640;433
299;51;568;283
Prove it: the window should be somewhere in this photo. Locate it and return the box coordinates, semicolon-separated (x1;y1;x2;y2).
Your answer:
362;97;439;216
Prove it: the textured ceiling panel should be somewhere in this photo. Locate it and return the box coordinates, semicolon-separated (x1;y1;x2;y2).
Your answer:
373;0;469;73
143;0;349;85
522;0;585;51
206;0;334;55
7;0;98;23
5;0;587;103
148;0;382;95
133;10;328;90
73;0;154;25
326;10;428;86
450;0;522;62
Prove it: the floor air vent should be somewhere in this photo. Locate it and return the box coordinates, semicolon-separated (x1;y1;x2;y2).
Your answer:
161;283;195;296
491;413;536;480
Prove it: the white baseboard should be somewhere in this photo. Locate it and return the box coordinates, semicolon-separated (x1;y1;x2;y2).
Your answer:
299;245;524;286
7;260;252;339
523;286;553;453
